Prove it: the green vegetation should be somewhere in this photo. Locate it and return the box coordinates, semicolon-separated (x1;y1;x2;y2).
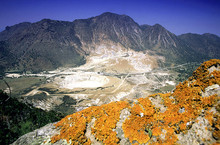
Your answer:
55;95;77;115
174;62;201;82
28;92;51;100
0;90;64;144
0;76;46;96
145;127;152;138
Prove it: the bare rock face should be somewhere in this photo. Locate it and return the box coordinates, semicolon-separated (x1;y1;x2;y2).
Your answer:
12;59;220;145
177;116;215;145
11;123;59;145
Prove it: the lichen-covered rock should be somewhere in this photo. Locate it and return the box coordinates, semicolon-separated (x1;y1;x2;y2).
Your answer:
177;116;215;145
12;59;220;145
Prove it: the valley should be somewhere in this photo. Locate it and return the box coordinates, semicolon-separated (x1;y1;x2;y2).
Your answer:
11;59;220;145
0;11;218;145
1;48;200;115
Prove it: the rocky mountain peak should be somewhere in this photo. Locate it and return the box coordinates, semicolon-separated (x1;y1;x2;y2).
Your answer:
152;23;165;30
142;23;179;56
202;33;220;40
39;18;53;22
95;12;132;21
179;32;220;59
5;22;31;31
73;12;143;52
0;22;31;41
150;23;173;36
91;12;140;31
97;12;122;17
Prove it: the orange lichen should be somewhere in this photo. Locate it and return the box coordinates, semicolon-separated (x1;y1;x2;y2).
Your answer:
51;101;129;145
191;59;220;91
202;94;218;108
122;97;155;144
122;59;220;144
152;126;162;136
91;101;129;144
50;59;220;145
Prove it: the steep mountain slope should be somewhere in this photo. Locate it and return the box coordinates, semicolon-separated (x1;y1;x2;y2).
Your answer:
12;59;220;145
0;22;31;41
74;12;144;52
0;19;85;72
141;24;178;49
0;41;15;73
179;33;220;59
141;24;202;64
0;12;219;73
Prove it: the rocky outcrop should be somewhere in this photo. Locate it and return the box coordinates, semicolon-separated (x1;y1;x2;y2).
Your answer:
12;123;59;145
12;59;220;144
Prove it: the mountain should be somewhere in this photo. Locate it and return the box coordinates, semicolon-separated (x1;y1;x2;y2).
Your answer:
73;12;144;52
0;12;220;72
0;41;15;74
0;19;85;73
179;33;220;59
11;59;220;144
0;22;31;41
141;24;197;63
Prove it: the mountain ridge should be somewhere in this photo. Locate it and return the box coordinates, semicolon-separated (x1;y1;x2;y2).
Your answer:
0;12;219;72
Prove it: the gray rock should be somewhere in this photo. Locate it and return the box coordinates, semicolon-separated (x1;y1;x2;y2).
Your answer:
202;84;220;98
11;123;60;145
177;116;215;145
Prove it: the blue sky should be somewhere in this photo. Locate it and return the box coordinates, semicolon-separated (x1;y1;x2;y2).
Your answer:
0;0;220;36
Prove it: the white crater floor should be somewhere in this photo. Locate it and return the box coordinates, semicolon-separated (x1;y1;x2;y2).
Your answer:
58;72;109;89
